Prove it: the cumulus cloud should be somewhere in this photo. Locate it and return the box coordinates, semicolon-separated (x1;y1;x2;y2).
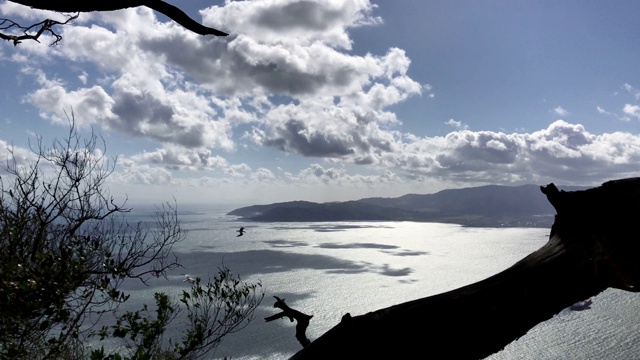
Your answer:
100;118;640;204
382;120;640;185
111;163;173;186
25;70;235;150
127;146;229;170
13;0;419;162
201;0;382;49
0;2;80;22
261;118;357;157
252;167;275;181
25;69;115;127
249;91;407;161
289;163;403;188
3;2;640;204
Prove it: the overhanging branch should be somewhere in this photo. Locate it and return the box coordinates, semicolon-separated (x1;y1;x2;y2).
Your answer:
2;0;227;46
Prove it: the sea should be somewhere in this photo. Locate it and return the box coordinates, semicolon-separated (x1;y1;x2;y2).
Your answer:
106;206;640;360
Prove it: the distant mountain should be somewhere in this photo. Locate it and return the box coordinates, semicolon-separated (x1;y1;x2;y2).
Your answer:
228;184;589;227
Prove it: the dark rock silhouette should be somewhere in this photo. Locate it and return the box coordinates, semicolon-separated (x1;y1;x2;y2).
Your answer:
290;177;640;359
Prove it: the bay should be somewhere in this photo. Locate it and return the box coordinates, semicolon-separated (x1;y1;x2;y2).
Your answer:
112;207;639;359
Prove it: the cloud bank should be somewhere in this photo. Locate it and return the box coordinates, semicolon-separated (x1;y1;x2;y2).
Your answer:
2;0;640;204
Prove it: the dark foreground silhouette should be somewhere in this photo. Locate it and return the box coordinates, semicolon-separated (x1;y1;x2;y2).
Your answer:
290;178;640;359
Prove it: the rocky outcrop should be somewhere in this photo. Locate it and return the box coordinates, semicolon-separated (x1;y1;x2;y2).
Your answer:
289;178;640;359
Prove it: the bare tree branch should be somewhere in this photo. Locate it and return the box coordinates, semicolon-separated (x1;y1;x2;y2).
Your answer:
9;0;228;36
0;13;77;45
265;296;313;348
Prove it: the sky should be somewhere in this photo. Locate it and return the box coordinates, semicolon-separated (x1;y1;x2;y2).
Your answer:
1;0;640;207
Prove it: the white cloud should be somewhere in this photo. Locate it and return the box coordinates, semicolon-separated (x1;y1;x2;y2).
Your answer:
623;104;640;120
14;1;420;162
378;120;640;185
127;146;228;171
226;163;253;177
0;140;33;170
99;119;640;204
4;2;640;205
111;164;173;186
252;167;275;181
423;83;435;98
25;70;236;150
623;83;640;101
0;2;77;23
78;71;88;85
445;119;468;130
553;106;569;117
250;95;406;163
201;0;382;49
25;70;115;127
597;104;631;122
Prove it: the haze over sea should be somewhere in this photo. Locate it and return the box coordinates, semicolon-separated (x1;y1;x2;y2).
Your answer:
117;206;640;359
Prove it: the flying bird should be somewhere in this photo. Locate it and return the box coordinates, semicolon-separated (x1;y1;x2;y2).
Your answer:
237;227;245;237
183;274;196;284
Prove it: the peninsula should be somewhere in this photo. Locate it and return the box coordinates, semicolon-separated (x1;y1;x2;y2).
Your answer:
228;184;586;227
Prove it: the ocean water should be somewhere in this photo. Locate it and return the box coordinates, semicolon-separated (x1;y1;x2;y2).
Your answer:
113;207;640;359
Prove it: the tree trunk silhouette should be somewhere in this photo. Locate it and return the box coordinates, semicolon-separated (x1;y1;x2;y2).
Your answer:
290;177;640;359
9;0;228;36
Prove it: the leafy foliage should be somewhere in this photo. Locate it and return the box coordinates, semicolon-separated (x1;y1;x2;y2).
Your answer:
174;269;263;359
0;121;262;359
96;269;263;360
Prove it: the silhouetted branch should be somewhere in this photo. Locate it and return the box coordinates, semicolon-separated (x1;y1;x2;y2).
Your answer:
9;0;228;37
0;13;77;45
265;296;313;348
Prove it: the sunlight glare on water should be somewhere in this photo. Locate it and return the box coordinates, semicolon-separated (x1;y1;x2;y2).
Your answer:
117;208;639;360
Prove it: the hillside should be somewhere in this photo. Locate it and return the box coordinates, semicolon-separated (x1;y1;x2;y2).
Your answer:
228;184;587;227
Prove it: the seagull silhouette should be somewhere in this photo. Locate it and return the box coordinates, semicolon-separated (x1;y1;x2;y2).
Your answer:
237;227;245;237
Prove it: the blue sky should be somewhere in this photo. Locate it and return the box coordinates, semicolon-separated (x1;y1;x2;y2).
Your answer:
1;0;640;207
